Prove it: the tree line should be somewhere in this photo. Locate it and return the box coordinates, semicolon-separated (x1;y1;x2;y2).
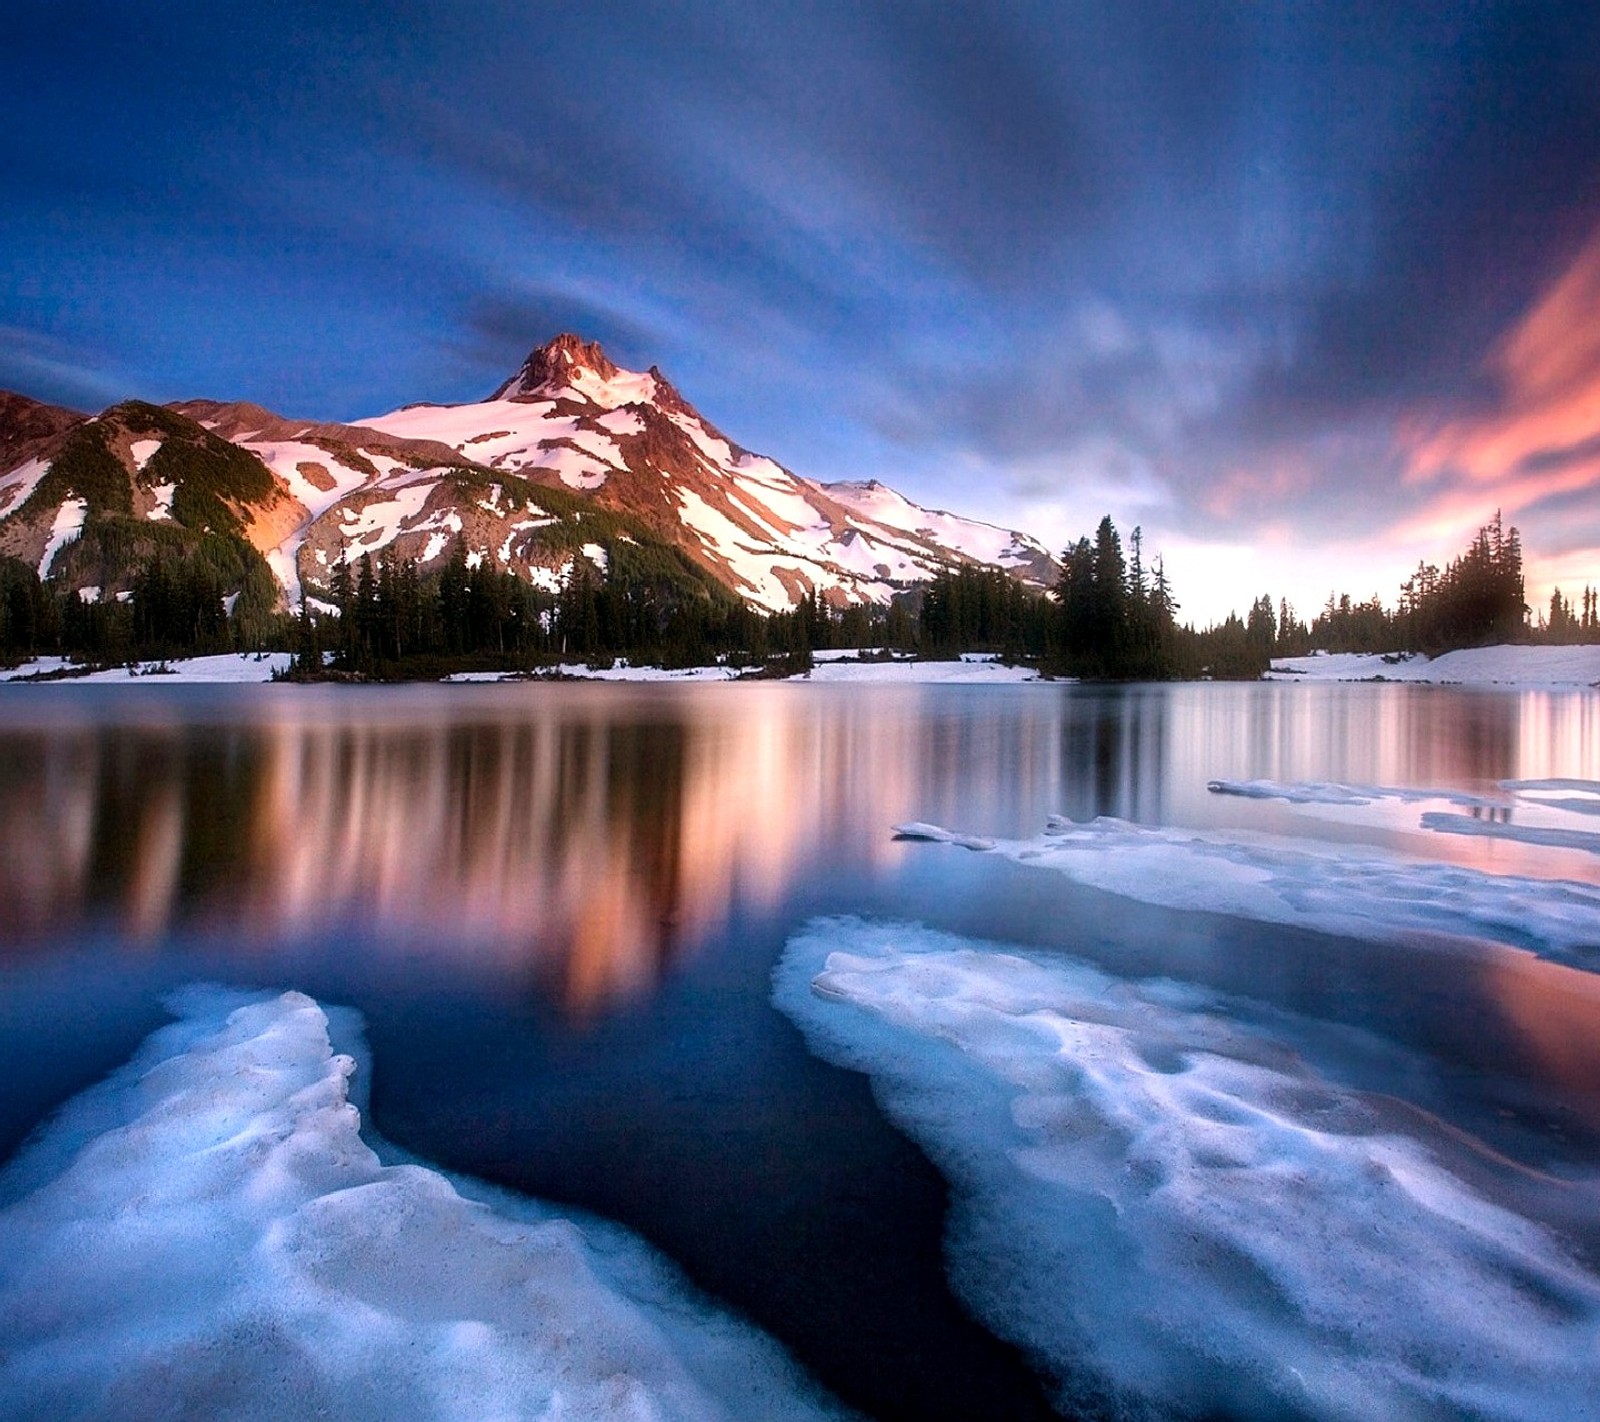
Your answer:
4;508;1594;680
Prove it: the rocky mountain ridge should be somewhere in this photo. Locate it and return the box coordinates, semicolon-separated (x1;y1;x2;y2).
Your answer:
0;337;1058;613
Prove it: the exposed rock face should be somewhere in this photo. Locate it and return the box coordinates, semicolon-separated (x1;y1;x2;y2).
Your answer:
1;336;1060;613
0;392;86;508
491;332;622;400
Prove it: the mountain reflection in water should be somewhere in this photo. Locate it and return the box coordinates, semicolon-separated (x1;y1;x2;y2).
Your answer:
0;682;1596;1018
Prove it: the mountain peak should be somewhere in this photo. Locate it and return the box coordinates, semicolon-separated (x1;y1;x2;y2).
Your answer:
493;333;620;400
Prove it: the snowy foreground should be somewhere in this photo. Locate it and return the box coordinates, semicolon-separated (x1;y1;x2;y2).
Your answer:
0;988;846;1422
777;920;1600;1422
1270;644;1600;686
773;784;1600;1419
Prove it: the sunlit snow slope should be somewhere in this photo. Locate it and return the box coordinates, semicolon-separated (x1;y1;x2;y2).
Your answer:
353;334;1059;612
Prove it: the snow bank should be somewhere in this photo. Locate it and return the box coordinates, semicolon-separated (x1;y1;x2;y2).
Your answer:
0;656;75;682
893;817;1600;963
128;438;163;470
443;658;1041;685
0;653;291;684
0;987;847;1422
1269;645;1600;687
797;659;1040;684
443;663;741;683
775;920;1600;1421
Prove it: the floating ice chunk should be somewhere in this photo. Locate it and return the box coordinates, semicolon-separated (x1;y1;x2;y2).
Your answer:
893;822;997;851
1207;778;1504;809
775;918;1600;1421
1503;778;1600;796
1503;780;1600;817
1422;812;1600;855
1209;777;1380;805
900;815;1600;963
0;987;848;1422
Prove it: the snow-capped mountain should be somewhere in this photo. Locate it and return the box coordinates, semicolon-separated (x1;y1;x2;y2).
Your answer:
0;335;1059;612
351;334;1058;611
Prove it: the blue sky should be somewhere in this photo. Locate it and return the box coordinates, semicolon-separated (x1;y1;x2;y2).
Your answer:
5;2;1600;619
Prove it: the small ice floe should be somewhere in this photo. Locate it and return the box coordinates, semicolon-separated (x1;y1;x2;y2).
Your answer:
893;822;998;852
1502;779;1600;818
1421;812;1600;855
775;918;1600;1422
1206;778;1503;810
0;988;849;1422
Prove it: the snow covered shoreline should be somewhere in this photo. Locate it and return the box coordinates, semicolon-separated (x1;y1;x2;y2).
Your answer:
1269;644;1600;687
0;652;292;684
5;643;1598;687
0;652;1042;686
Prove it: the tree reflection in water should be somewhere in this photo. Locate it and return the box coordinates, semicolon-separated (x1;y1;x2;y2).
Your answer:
0;682;1594;1020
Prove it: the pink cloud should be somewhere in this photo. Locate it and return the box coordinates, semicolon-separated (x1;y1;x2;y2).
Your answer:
1397;227;1600;545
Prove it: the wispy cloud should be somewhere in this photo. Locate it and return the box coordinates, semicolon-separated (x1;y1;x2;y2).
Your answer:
1398;223;1600;544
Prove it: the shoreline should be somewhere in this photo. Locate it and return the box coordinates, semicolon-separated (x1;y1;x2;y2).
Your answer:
4;642;1600;688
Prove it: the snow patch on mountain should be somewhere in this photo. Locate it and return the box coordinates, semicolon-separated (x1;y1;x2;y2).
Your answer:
127;438;163;470
823;480;1053;573
38;498;86;577
0;458;50;516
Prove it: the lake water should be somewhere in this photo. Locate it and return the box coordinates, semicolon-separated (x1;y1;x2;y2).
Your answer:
1;681;1598;1421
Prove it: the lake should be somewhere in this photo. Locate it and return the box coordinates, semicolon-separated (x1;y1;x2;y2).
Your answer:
1;680;1598;1421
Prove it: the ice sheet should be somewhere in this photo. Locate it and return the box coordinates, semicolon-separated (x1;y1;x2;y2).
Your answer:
893;817;1600;963
776;918;1600;1421
0;987;848;1422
